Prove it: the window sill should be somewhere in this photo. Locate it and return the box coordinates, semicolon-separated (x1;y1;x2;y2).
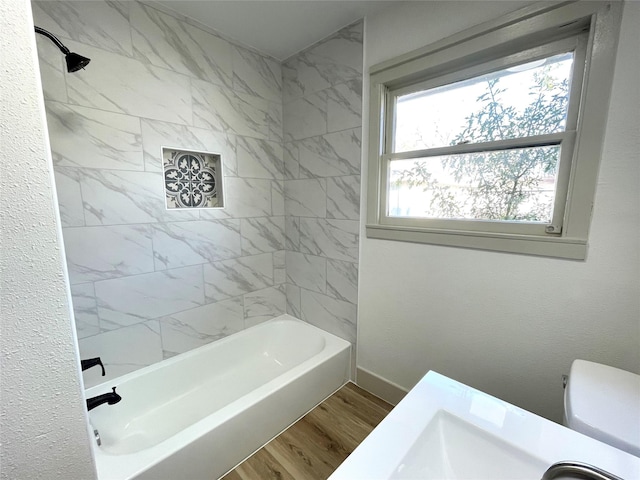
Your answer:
365;224;587;260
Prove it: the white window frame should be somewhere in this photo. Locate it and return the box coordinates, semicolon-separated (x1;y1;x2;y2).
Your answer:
366;1;623;260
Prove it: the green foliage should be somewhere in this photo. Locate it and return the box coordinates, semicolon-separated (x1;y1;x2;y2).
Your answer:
392;62;570;222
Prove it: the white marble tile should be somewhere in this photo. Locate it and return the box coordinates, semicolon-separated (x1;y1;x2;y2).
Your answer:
34;35;67;102
299;218;359;262
65;41;192;125
204;253;273;302
152;220;241;270
241;217;285;255
232;46;282;102
200;177;272;219
286;283;301;318
281;60;305;102
272;180;285;216
80;169;160;225
244;90;275;137
274;250;286;285
282;21;363;101
53;168;85;227
77;169;199;225
243;286;286;328
327;175;360;220
140;119;237;175
267;101;283;143
131;3;233;87
300;289;357;344
193;79;269;139
79;321;163;388
94;266;205;328
284;178;326;217
284;142;300;180
45;101;143;171
63;225;154;284
327;259;358;305
32;0;132;56
327;79;362;133
283;92;327;141
285;251;326;294
285;216;300;250
298;128;361;178
159;297;244;356
237;137;283;179
70;283;100;339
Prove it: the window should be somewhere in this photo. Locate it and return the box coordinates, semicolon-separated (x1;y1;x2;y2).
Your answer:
366;1;622;259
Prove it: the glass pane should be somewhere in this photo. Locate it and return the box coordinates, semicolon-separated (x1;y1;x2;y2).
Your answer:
388;146;560;223
393;52;574;153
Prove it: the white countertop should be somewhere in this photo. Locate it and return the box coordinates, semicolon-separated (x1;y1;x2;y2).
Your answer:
330;371;640;480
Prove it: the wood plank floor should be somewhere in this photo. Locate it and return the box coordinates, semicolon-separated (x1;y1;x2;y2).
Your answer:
222;382;393;480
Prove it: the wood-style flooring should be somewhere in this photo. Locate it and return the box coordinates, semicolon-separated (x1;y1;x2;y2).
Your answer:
222;382;393;480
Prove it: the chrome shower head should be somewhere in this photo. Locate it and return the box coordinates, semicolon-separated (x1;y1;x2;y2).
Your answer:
35;26;91;73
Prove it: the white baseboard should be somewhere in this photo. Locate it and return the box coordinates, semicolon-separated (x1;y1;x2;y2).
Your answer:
356;367;408;406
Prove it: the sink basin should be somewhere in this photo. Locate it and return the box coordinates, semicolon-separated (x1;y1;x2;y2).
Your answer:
392;410;546;479
330;371;640;480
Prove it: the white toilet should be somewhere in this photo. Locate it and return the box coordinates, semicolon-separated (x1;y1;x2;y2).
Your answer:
564;359;640;457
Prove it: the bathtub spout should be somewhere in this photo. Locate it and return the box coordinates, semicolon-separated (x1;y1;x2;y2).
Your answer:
87;387;121;411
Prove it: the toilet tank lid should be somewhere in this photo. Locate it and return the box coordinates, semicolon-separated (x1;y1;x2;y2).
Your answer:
566;359;640;457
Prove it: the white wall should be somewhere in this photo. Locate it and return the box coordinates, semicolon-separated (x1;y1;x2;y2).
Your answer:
358;1;640;422
0;1;96;478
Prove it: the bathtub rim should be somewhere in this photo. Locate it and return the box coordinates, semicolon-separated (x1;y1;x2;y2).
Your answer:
85;314;336;397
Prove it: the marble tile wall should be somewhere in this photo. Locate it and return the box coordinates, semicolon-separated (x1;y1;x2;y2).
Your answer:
33;0;286;387
282;22;363;348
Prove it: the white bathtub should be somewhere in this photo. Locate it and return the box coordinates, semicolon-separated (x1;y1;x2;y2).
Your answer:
85;314;351;480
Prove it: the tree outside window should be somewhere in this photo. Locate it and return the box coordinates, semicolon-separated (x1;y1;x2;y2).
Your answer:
389;53;572;224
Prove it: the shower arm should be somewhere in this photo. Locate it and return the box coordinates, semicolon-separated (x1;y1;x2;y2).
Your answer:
34;26;71;55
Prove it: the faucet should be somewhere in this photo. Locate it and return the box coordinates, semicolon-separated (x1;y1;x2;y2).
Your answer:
541;461;623;480
81;357;105;376
86;387;122;411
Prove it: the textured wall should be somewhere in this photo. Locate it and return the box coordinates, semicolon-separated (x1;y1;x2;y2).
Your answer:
0;1;95;478
33;0;287;387
358;1;640;422
282;22;363;350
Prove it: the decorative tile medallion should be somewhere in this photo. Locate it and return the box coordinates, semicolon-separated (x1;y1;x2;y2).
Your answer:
163;148;223;209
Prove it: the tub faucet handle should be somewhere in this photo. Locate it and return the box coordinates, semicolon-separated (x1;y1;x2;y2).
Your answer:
81;357;105;376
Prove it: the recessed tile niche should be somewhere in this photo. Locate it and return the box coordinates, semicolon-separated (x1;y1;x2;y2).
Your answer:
163;147;224;209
